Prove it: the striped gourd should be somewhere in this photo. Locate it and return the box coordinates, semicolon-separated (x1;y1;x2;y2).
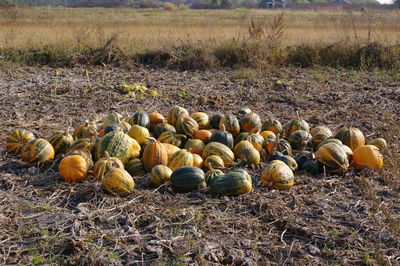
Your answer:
261;160;294;191
93;151;124;181
73;121;98;140
238;108;252;115
125;158;145;176
262;118;282;135
315;143;349;174
58;155;90;182
334;127;365;151
176;115;199;136
69;138;93;152
209;126;234;149
311;126;332;138
233;140;254;158
339;144;353;162
170;166;206;193
261;131;277;154
127;111;150;129
239;112;262;133
157;131;186;147
312;133;329;150
288;130;311;150
167;105;189;126
210;169;252;196
239;147;260;166
48;130;74;155
149;112;165;130
192;154;204;168
202;142;235;167
284;119;309;138
168;149;194;171
277;139;292;156
102;112;123;128
204;155;225;170
128;125;150;145
317;138;342;150
193;130;212;143
21;138;55;166
95;131;141;165
367;138;387;151
101;168;135;197
142;137;168;172
104;121;131;135
162;143;181;159
205;169;224;185
150;165;173;187
153;123;176;138
184;139;205;156
235;132;264;152
67;149;93;167
219;114;240;137
5;129;35;155
210;113;224;129
190;112;209;129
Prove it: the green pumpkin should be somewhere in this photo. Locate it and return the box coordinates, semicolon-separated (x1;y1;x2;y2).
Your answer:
48;130;74;155
170;166;206;193
125;158;145;176
205;169;224;185
209;169;252;196
288;130;310;150
127;111;150;129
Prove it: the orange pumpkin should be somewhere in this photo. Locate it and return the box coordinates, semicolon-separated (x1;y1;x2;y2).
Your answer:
262;118;282;135
149;112;165;130
58;155;90;182
162;143;180;159
233;140;254;158
193;129;212;143
184;139;205;156
142;137;168;172
261;160;294;191
190;112;209;129
334;127;365;151
352;145;383;170
192;154;204;168
204;155;224;170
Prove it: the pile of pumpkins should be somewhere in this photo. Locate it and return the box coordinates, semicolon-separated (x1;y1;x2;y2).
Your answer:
5;106;385;197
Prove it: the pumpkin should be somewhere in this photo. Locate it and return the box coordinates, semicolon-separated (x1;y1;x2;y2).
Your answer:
233;140;254;158
219;114;240;137
193;130;212;143
149;112;165;130
205;169;224;185
312;133;329;150
238;108;252;115
317;138;343;150
157;131;186;147
184;139;205;155
192;154;204;168
315;142;349;174
102;112;123;128
191;112;209;129
127;111;150;129
21;138;54;166
261;160;294;191
202;142;235;167
168;149;194;171
150;165;173;187
167;105;189;126
170;166;206;193
263;131;277;154
352;145;383;170
239;147;260;166
142;137;168;172
67;149;93;167
69;138;94;152
295;154;312;170
73;121;98;140
210;113;224;129
235;131;264;152
284;119;309;138
209;125;234;149
334;127;365;151
125;158;145;176
162;143;181;158
176;115;199;136
276;155;298;171
210;169;252;196
311;126;332;138
262;118;282;135
153;123;176;138
128;125;150;145
95;131;141;165
239;112;262;133
288;130;311;150
204;155;225;170
93;151;124;180
339;144;353;162
6;129;35;155
101;168;135;197
302;160;323;175
367;138;387;150
58;155;90;182
260;130;276;141
268;151;285;162
276;139;292;156
104;121;131;135
48;130;74;155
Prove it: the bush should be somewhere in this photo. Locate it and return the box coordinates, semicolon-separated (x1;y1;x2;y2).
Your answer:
163;2;177;10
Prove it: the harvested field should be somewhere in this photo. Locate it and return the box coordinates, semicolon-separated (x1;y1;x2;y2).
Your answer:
0;65;399;265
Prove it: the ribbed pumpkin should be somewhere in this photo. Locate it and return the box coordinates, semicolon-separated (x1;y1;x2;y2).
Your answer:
170;166;206;193
261;160;294;191
127;111;150;129
202;142;235;167
339;144;353;162
125;158;145;176
149;112;165;130
128;125;150;145
204;155;225;170
193;129;212;143
192;154;204;168
5;129;35;155
93;151;124;181
21;138;54;166
235;131;264;152
210;113;224;129
260;130;276;141
262;118;282;135
276;139;292;156
153;123;176;138
184;139;205;156
367;138;387;150
168;149;194;171
276;155;298;171
209;126;234;149
176;115;199;136
95;131;141;165
288;130;311;150
104;121;131;135
69;138;93;152
150;165;173;187
205;169;224;185
315;142;349;174
352;145;383;170
157;131;186;147
219;114;240;137
142;137;168;172
167;105;189;126
239;112;262;133
233;140;254;158
58;154;90;182
312;133;329;151
263;131;277;154
284;119;310;138
210;169;252;196
239;147;260;166
162;143;181;158
191;112;209;129
101;168;135;197
317;138;343;150
67;148;93;167
311;126;332;138
334;127;365;151
238;108;252;115
48;130;74;155
102;112;123;128
73;121;98;140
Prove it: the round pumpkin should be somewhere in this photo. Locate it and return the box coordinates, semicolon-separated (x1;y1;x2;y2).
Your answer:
262;118;282;135
142;137;168;172
150;165;173;187
312;133;329;151
315;142;349;174
69;138;94;153
192;154;204;168
202;142;235;167
93;151;124;181
6;129;35;155
157;131;186;148
168;149;194;171
102;112;123;128
191;112;209;129
125;158;145;176
276;155;298;171
233;140;254;158
263;132;277;154
176;115;199;136
239;147;260;166
311;126;332;138
162;143;181;159
261;160;294;191
58;155;89;182
128;125;150;145
73;121;98;140
153;123;176;138
352;145;383;170
288;130;311;150
184;139;205;156
209;126;234;149
21;138;55;166
334;127;365;151
339;144;353;162
367;138;387;151
210;113;224;129
235;132;264;152
276;139;292;156
219;114;240;137
167;105;189;126
205;169;224;185
170;166;206;193
210;169;252;196
67;148;93;167
317;138;343;150
284;119;310;138
149;112;165;130
204;155;225;170
239;112;262;133
127;111;150;129
101;168;135;197
260;130;276;141
193;129;212;143
48;130;74;155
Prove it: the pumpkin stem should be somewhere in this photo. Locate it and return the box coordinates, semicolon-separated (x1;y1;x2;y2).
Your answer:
145;136;157;143
116;115;122;125
105;151;111;161
296;111;300;121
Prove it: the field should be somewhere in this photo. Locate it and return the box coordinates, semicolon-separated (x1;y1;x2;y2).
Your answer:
0;6;400;266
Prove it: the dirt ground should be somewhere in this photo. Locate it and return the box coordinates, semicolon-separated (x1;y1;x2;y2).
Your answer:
0;65;399;265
